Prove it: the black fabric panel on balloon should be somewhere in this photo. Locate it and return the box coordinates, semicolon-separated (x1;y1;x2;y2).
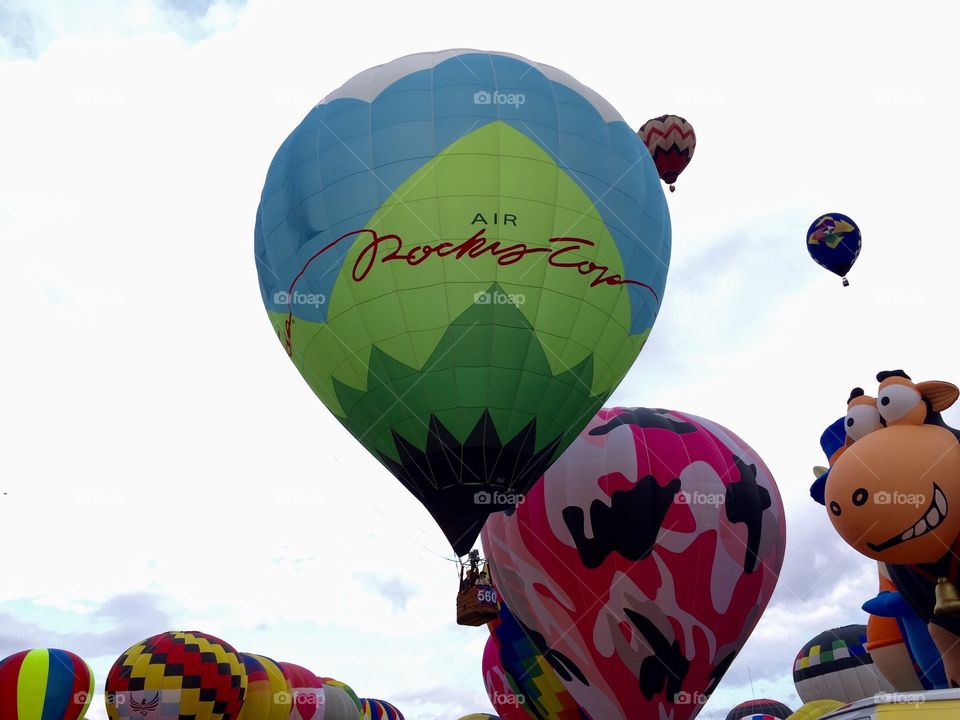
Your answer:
379;411;562;556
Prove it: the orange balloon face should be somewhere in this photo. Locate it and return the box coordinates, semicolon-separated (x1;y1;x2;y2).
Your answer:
825;425;960;564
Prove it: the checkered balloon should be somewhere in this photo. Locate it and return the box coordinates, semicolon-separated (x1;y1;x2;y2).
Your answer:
105;630;247;720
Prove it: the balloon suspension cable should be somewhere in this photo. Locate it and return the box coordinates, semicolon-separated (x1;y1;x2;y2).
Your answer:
326;450;458;564
748;666;756;698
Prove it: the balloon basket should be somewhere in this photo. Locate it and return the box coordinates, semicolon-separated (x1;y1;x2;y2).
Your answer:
456;584;500;626
842;277;850;287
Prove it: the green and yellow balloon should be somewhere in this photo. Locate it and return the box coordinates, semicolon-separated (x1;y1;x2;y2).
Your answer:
255;49;671;555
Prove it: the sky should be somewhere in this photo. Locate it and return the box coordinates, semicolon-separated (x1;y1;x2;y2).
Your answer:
1;0;959;718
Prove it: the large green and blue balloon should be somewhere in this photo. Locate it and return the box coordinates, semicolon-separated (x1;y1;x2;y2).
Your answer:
255;49;671;555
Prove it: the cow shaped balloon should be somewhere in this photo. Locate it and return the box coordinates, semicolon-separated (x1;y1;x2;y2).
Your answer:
482;407;786;720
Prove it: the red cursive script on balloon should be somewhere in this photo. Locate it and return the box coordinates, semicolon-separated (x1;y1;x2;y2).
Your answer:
281;228;658;356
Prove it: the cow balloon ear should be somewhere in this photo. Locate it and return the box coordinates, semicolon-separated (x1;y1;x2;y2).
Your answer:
917;381;960;412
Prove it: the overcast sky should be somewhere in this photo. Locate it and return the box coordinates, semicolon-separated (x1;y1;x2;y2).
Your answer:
2;1;959;718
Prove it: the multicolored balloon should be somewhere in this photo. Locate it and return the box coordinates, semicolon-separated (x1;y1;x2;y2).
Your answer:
793;624;892;703
255;49;672;556
482;635;538;720
0;648;94;720
105;631;247;720
485;596;584;719
360;698;404;720
318;677;362;719
726;699;794;720
279;663;325;720
458;715;500;720
320;678;363;720
238;654;290;720
637;114;696;191
482;407;787;720
805;213;861;286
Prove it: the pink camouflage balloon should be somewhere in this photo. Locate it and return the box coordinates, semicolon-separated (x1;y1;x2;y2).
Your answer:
482;407;787;720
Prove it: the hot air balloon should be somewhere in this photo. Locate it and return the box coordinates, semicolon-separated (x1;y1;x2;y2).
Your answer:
482;407;787;720
726;699;794;720
637;114;696;191
485;595;584;719
793;625;893;703
0;648;94;720
254;49;671;559
320;677;363;720
360;698;405;720
806;213;861;286
786;700;845;720
105;631;247;720
320;678;363;720
459;715;500;720
809;413;946;691
238;654;291;720
822;370;960;685
279;663;325;720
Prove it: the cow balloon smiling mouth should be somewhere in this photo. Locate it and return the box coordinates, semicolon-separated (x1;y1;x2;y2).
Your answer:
865;483;949;554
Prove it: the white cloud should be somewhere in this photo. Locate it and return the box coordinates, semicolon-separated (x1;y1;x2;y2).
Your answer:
2;1;959;718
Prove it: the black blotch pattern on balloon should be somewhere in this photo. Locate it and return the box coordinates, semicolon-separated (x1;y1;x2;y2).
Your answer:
704;651;736;696
589;407;698;437
724;456;772;573
563;475;681;569
625;608;690;702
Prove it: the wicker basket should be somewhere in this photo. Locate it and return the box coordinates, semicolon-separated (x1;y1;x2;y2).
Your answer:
456;584;500;626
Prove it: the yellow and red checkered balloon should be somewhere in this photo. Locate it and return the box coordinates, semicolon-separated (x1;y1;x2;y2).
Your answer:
105;631;247;720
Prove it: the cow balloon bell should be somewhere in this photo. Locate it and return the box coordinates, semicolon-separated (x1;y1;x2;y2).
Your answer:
482;407;786;720
254;50;671;557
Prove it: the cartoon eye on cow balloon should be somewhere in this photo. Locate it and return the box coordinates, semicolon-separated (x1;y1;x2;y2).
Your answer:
820;371;960;685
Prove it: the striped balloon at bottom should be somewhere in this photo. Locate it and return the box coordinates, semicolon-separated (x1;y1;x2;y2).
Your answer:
0;648;94;720
360;698;405;720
